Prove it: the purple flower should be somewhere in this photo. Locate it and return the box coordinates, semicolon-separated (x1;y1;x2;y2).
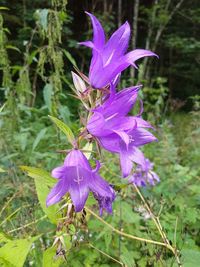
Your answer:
80;12;158;88
87;84;157;177
129;158;160;186
99;128;157;178
46;149;115;215
87;84;141;138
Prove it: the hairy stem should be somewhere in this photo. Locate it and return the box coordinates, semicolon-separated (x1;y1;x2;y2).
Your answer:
8;215;47;233
133;184;167;243
85;207;170;248
89;243;123;266
133;184;182;266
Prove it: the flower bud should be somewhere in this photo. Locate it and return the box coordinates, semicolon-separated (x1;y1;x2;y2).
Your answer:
71;71;86;94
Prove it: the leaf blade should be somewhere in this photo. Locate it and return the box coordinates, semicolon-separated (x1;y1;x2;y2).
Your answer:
48;115;75;145
20;166;60;224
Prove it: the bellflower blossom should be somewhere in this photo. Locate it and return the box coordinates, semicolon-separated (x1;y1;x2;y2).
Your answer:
46;149;115;215
87;84;157;178
80;12;158;88
129;158;160;186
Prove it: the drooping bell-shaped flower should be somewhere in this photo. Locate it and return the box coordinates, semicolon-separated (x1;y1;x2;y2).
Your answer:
87;84;157;177
80;12;158;88
129;158;160;186
46;149;115;215
99;128;157;178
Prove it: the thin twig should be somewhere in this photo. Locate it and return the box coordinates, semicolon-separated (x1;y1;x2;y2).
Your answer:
89;243;123;266
85;207;170;248
174;217;178;248
7;215;47;233
0;190;21;217
0;204;31;226
132;184;182;266
132;184;167;243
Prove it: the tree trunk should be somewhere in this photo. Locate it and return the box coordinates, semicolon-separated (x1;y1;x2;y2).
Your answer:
144;0;184;82
130;0;140;81
140;0;158;82
118;0;122;27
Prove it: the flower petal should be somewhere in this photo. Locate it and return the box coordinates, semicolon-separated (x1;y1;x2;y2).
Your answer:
51;165;66;179
89;52;104;88
120;152;133;178
98;134;121;153
78;41;95;49
113;130;130;146
124;49;158;65
46;178;68;206
87;112;105;136
92;160;101;173
134;117;154;129
128;147;146;168
64;149;91;170
93;49;157;87
91;59;129;88
90;173;115;215
119;145;146;177
85;12;105;49
69;181;90;212
95;85;140;117
150;171;160;183
103;22;130;65
129;128;157;147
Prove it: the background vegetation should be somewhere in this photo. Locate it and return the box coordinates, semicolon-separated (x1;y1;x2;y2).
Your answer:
0;0;200;266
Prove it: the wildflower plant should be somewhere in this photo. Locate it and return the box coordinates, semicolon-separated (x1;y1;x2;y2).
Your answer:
22;12;182;266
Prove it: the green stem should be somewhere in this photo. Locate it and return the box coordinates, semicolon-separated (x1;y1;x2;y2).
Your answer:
132;184;182;267
7;215;47;233
133;184;168;243
89;243;123;266
85;207;170;248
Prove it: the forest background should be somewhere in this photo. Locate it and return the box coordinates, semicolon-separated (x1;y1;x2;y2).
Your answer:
0;0;200;266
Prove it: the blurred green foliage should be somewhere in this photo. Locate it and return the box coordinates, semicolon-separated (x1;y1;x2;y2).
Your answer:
0;0;200;266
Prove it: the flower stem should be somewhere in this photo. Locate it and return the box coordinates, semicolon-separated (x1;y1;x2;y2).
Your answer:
7;215;47;233
132;184;167;242
89;243;123;266
85;207;170;248
132;184;182;267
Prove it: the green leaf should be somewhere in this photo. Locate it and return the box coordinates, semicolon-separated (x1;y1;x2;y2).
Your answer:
185;208;198;224
0;7;9;10
121;202;140;224
63;50;77;67
27;49;39;65
182;249;200;267
20;166;60;224
6;45;21;53
0;103;6;112
120;251;135;267
58;105;71;124
15;132;29;152
82;142;93;159
43;247;64;267
0;232;11;243
104;232;112;252
32;128;47;151
48;115;75;145
43;83;53;112
0;167;6;173
0;236;39;267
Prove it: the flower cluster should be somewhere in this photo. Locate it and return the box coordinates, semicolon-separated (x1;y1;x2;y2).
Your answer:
47;12;160;215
